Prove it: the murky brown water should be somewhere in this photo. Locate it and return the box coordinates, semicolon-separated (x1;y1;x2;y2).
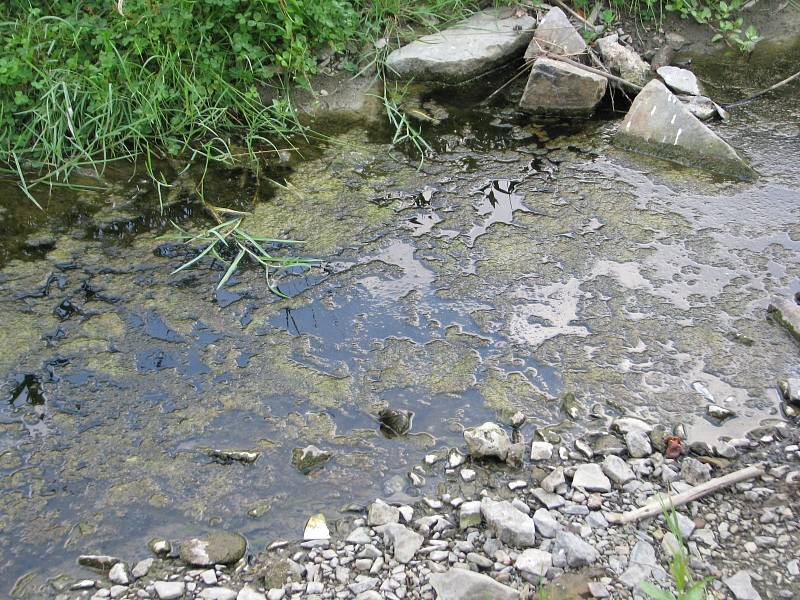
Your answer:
1;39;799;597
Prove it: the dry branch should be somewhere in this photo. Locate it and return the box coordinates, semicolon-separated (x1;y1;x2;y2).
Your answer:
608;463;765;525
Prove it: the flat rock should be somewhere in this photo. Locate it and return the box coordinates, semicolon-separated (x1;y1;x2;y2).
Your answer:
520;57;607;117
481;498;536;547
615;79;755;180
386;9;535;84
516;548;552;579
525;7;586;59
625;430;652;458
533;508;560;538
464;422;511;461
199;588;237;600
78;555;121;571
572;463;611;492
154;582;185;600
657;66;701;95
179;531;246;567
619;540;660;588
375;523;423;563
237;586;267;600
303;513;330;541
768;296;800;342
724;570;762;600
554;530;599;567
541;467;566;493
596;34;650;87
367;499;400;527
429;569;519;600
681;457;712;486
531;441;554;461
291;445;331;473
602;454;636;485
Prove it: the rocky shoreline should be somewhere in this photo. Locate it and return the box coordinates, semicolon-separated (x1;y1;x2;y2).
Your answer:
50;411;799;600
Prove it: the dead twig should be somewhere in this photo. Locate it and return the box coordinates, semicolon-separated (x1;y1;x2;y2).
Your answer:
723;69;800;109
541;52;643;93
607;463;765;525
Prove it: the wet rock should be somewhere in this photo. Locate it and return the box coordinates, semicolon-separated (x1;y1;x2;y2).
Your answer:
520;57;608;117
571;463;611;492
554;530;599;567
386;9;535;84
657;66;701;96
375;523;423;563
779;378;800;404
516;548;552;579
561;392;583;419
615;80;755;180
148;539;171;556
154;581;185;600
481;498;537;547
78;556;122;571
107;563;129;585
291;445;332;474
707;404;736;420
524;7;586;60
463;422;511;461
768;297;800;342
131;558;153;579
204;448;261;464
595;34;650;87
612;417;653;434
625;430;652;458
303;513;330;540
377;408;414;437
592;434;625;455
429;569;518;600
70;580;97;591
180;531;247;566
602;454;635;485
367;499;400;526
460;500;483;529
681;457;712;485
724;570;763;600
681;95;724;121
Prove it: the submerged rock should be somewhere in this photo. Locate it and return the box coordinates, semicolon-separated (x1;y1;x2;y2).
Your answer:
291;445;332;474
204;448;261;464
614;80;756;180
525;7;586;60
596;34;651;87
520;57;607;117
429;569;518;600
78;555;122;571
463;422;511;461
377;408;414;437
385;9;535;84
179;531;247;566
768;296;800;342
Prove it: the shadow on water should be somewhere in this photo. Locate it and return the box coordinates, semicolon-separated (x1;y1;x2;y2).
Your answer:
2;40;800;596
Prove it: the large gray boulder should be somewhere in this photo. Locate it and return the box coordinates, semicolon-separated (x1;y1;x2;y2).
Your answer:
525;7;586;60
520;57;607;116
481;498;536;547
595;34;651;87
429;569;519;600
385;9;535;84
614;80;756;180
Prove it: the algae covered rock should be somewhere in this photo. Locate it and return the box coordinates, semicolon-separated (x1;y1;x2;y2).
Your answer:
179;530;247;566
463;422;511;460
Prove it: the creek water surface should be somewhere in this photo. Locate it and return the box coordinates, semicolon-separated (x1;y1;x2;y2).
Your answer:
1;41;799;597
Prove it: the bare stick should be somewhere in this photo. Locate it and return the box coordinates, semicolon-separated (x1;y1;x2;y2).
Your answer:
724;69;800;109
608;463;765;525
541;52;643;92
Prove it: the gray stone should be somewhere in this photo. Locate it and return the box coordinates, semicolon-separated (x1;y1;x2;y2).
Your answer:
464;422;511;461
429;569;518;600
291;445;331;473
354;592;382;600
524;7;586;60
179;531;247;566
532;487;565;509
724;571;762;600
520;57;607;117
460;500;483;529
554;530;598;567
237;587;266;600
657;66;701;96
541;467;566;493
367;499;399;527
376;523;423;563
596;34;650;87
612;417;653;434
681;457;712;486
131;559;153;579
266;589;284;600
572;463;611;492
481;498;536;547
681;95;721;120
602;454;636;485
199;589;237;600
154;582;185;600
586;511;608;529
533;508;560;538
619;540;658;588
768;297;800;342
516;549;552;580
303;513;330;540
346;526;373;545
531;441;554;461
615;79;755;180
386;9;535;84
108;563;129;586
78;556;121;571
625;430;652;458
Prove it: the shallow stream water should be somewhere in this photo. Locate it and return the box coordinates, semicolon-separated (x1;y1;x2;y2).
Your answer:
1;40;799;596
